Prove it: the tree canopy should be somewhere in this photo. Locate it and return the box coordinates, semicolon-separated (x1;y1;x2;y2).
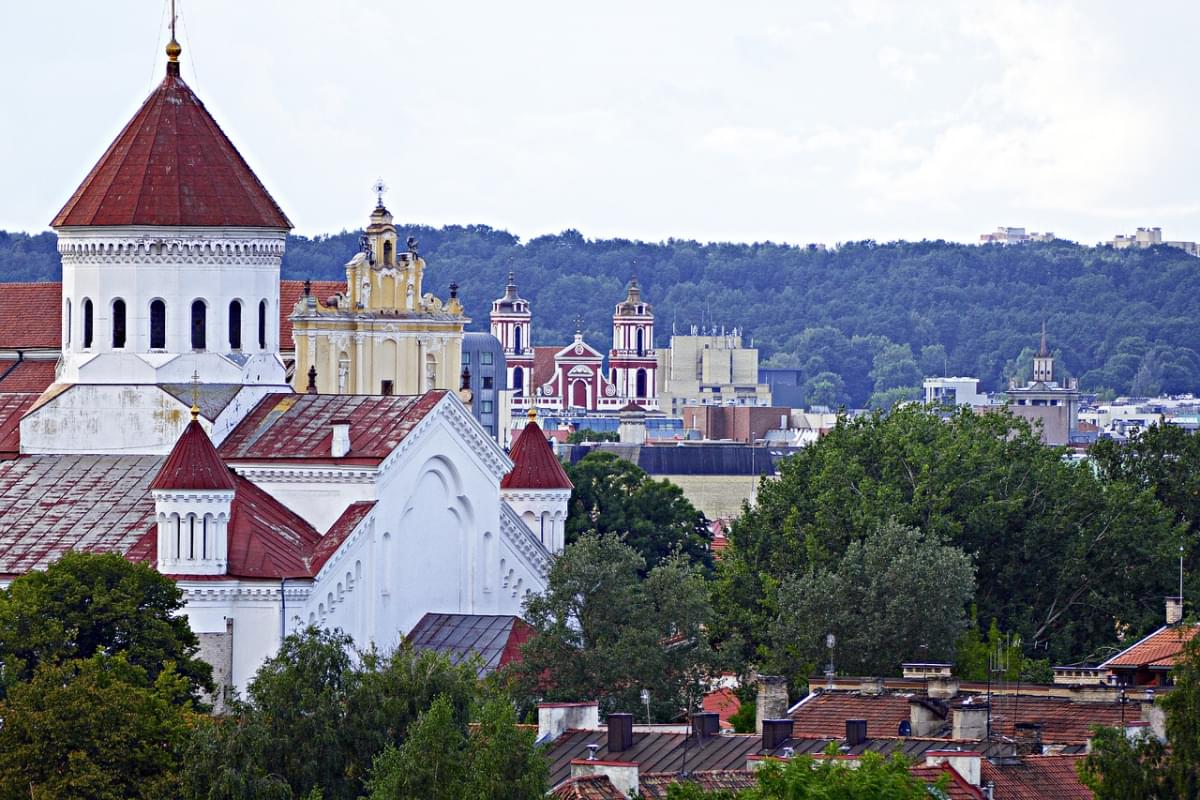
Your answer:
517;533;717;720
711;405;1181;674
5;228;1200;401
0;551;212;701
564;450;712;570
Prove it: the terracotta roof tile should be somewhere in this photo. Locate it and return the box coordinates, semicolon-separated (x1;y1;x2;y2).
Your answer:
909;765;985;799
219;391;445;465
533;346;559;387
0;361;58;393
702;687;742;729
0;283;62;349
1101;624;1199;670
307;501;375;575
279;280;344;352
550;775;626;800
790;692;915;739
639;770;758;798
980;755;1092;800
150;419;237;491
52;74;290;229
502;420;572;489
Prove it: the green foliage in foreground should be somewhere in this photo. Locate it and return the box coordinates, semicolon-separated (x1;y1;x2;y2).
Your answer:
0;655;196;800
665;751;943;799
1079;634;1200;798
366;693;546;800
0;550;213;702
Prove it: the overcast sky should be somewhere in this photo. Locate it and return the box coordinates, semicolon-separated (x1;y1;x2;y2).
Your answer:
2;1;1197;246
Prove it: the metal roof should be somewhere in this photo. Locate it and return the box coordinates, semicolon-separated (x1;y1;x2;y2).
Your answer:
502;420;573;490
406;613;534;676
52;72;290;229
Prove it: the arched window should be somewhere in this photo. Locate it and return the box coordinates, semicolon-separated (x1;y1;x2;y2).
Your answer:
258;300;267;349
82;298;94;348
512;366;524;392
636;328;645;356
65;299;71;346
191;300;207;351
112;299;126;348
383;240;393;266
150;300;166;349
228;300;242;350
514;326;523;355
636;368;647;398
425;353;437;392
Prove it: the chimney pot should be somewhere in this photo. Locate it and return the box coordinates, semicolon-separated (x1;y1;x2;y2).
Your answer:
1166;596;1183;626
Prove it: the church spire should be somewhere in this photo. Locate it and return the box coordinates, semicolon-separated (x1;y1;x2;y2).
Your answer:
166;0;182;77
1038;319;1049;358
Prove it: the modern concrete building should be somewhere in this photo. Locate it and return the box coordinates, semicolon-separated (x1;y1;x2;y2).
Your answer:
461;332;508;442
656;331;771;413
923;376;987;407
1110;226;1199;256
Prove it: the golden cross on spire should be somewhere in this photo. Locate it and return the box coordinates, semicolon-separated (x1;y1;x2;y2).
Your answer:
190;370;201;421
373;178;388;208
165;0;183;67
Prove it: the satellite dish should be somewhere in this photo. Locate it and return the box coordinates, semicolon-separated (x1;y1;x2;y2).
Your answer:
899;720;912;736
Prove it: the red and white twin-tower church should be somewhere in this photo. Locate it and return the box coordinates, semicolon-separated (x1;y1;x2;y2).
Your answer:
490;274;659;413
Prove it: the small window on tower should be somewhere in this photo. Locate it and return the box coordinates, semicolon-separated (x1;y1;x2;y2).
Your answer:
480;352;494;365
112;299;126;348
82;298;94;349
191;300;207;351
258;300;268;349
228;300;242;350
462;352;471;365
150;300;166;349
381;380;394;396
482;376;494;389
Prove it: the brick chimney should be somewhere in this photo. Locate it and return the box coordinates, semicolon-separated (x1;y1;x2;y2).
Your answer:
859;677;884;696
925;750;982;787
755;676;789;734
927;676;960;700
1166;596;1183;626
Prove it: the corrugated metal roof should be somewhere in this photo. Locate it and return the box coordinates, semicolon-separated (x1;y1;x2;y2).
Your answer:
406;613;534;676
52;73;290;229
545;730;766;788
219;391;445;464
565;443;798;476
0;455;161;574
639;770;757;798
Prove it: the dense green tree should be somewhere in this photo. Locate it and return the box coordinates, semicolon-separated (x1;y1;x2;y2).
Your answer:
1079;635;1200;798
366;693;547;800
564;450;712;570
768;520;974;679
665;751;944;799
0;551;212;701
712;405;1181;669
0;655;195;800
517;533;716;720
801;371;849;409
179;628;479;800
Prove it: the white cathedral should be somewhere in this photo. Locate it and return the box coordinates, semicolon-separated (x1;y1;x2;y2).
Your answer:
0;35;570;693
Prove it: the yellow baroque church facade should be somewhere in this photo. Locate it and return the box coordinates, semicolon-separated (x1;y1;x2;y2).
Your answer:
290;202;467;395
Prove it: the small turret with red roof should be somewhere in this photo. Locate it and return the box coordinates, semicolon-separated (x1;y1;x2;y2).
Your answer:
501;408;572;553
150;402;235;575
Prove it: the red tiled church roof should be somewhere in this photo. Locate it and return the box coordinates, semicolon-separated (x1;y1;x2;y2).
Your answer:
219;391;446;465
0;393;38;460
52;71;290;229
0;284;62;349
149;418;237;492
0;361;57;393
501;419;572;490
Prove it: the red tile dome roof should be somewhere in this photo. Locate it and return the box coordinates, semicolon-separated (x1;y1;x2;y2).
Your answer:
52;72;290;229
501;420;573;490
150;419;237;492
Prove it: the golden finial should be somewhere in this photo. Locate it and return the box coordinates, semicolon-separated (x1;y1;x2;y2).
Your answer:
190;370;201;421
527;405;538;423
166;0;182;74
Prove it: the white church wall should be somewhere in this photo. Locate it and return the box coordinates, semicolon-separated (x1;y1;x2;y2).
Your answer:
22;384;199;455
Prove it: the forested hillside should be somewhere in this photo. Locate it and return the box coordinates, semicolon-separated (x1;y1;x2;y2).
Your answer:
3;226;1198;405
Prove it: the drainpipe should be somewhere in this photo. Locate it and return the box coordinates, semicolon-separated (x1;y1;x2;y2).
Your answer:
280;577;287;639
0;349;24;385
